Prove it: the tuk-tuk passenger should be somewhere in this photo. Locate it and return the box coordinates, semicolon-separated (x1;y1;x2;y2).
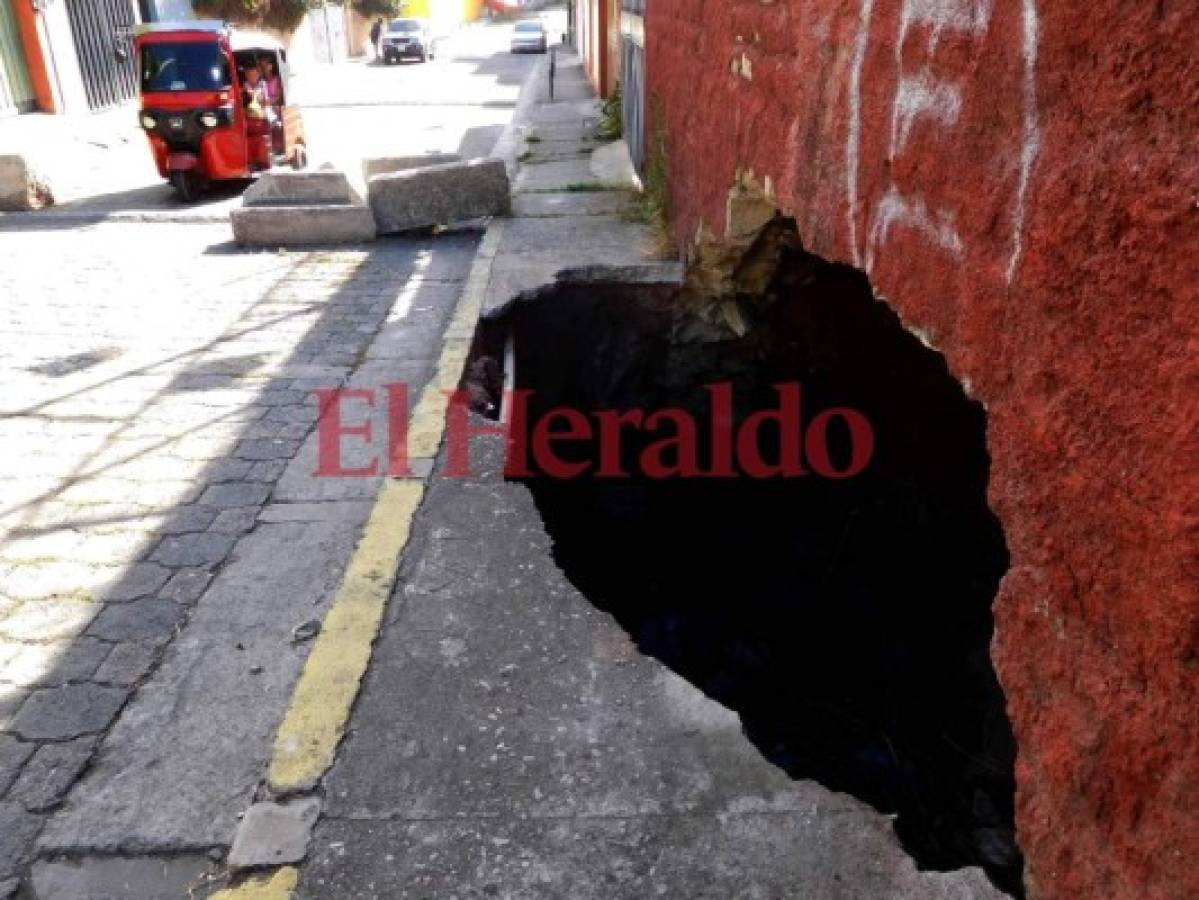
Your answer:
242;65;269;121
258;55;283;108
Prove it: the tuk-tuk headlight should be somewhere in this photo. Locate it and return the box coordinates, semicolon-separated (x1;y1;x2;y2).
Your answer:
199;111;220;128
140;113;157;130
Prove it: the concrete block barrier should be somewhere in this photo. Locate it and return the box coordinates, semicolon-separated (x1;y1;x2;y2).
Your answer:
368;157;510;234
0;155;54;211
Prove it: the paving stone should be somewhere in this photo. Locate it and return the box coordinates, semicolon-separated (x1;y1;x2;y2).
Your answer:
86;599;184;645
233;438;303;461
245;460;290;482
92;643;158;686
0;600;98;642
96;563;171;602
198;483;272;509
8;736;97;812
38;519;362;854
0;801;41;880
0;735;35;795
159;568;214;604
202;460;255;483
0;684;28;730
227;798;321;868
10;683;127;740
209;508;259;535
0;638;110;688
0;876;15;899
150;533;236;567
154;505;220;535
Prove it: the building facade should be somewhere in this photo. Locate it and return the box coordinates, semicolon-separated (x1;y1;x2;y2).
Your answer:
641;3;1196;899
0;0;141;115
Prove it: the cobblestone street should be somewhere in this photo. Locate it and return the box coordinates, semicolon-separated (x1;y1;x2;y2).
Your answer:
0;215;478;892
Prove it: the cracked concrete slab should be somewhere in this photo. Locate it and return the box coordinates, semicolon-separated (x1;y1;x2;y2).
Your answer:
228;798;321;869
302;430;1004;898
30;854;217;900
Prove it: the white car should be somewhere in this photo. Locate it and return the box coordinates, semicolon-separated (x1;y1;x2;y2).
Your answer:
510;20;548;54
382;19;435;63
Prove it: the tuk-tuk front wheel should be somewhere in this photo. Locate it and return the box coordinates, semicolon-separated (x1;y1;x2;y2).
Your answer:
169;171;201;203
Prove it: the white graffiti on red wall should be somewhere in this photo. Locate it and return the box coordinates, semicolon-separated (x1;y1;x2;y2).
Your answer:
846;0;1040;285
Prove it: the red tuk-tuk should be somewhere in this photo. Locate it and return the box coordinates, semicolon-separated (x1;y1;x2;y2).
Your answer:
134;22;307;201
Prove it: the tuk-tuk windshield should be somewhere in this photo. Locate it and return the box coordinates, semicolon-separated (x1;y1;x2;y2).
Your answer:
140;42;231;92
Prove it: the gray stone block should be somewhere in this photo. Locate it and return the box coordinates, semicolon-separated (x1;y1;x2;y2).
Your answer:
159;568;214;605
150;533;235;567
198;482;272;509
10;684;126;741
231;205;376;247
87;599;183;645
242;171;358;208
0;735;35;796
369;157;510;234
361;153;461;181
0;155;54;212
0;801;41;879
93;642;158;686
228;798;321;869
8;736;96;812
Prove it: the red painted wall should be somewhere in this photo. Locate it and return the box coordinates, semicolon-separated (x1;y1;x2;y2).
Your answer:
647;2;1197;898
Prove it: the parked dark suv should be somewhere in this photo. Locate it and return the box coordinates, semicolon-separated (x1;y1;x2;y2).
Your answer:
382;19;434;63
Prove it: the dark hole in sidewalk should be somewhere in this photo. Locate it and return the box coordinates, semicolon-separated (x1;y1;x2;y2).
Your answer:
484;225;1024;896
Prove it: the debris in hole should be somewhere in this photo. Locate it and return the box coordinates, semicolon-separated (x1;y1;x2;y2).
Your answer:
497;219;1024;896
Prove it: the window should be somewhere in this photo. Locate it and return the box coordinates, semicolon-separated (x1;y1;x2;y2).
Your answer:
140;43;230;93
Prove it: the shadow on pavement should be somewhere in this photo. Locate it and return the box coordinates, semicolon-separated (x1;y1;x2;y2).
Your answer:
0;225;481;894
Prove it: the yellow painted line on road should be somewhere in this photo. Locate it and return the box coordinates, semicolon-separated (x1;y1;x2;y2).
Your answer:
264;219;506;800
267;477;424;794
211;867;298;900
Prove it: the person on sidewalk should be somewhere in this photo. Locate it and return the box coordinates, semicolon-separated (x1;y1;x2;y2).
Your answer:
370;18;384;61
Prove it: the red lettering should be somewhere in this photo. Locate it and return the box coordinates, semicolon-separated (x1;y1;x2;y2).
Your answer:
594;408;645;477
384;383;410;477
705;382;737;477
805;408;874;478
640;408;699;478
312;388;379;477
531;408;592;479
734;384;806;478
444;389;533;478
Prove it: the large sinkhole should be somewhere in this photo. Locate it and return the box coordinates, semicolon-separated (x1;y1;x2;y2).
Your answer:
482;226;1022;895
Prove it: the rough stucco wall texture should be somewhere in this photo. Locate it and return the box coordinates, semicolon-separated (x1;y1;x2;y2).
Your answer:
647;2;1197;899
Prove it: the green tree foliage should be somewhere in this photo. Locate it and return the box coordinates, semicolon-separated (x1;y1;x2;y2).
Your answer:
352;0;405;17
192;0;334;32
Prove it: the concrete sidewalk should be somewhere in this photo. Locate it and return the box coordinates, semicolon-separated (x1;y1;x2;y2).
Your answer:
285;51;1005;899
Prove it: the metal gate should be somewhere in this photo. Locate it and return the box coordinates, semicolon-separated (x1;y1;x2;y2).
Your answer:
0;0;36;114
65;0;138;111
620;0;645;173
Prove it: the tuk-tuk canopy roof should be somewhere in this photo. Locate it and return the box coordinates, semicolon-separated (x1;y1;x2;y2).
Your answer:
134;20;286;54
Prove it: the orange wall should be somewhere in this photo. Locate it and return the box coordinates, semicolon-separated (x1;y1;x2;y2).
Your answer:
12;0;56;112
